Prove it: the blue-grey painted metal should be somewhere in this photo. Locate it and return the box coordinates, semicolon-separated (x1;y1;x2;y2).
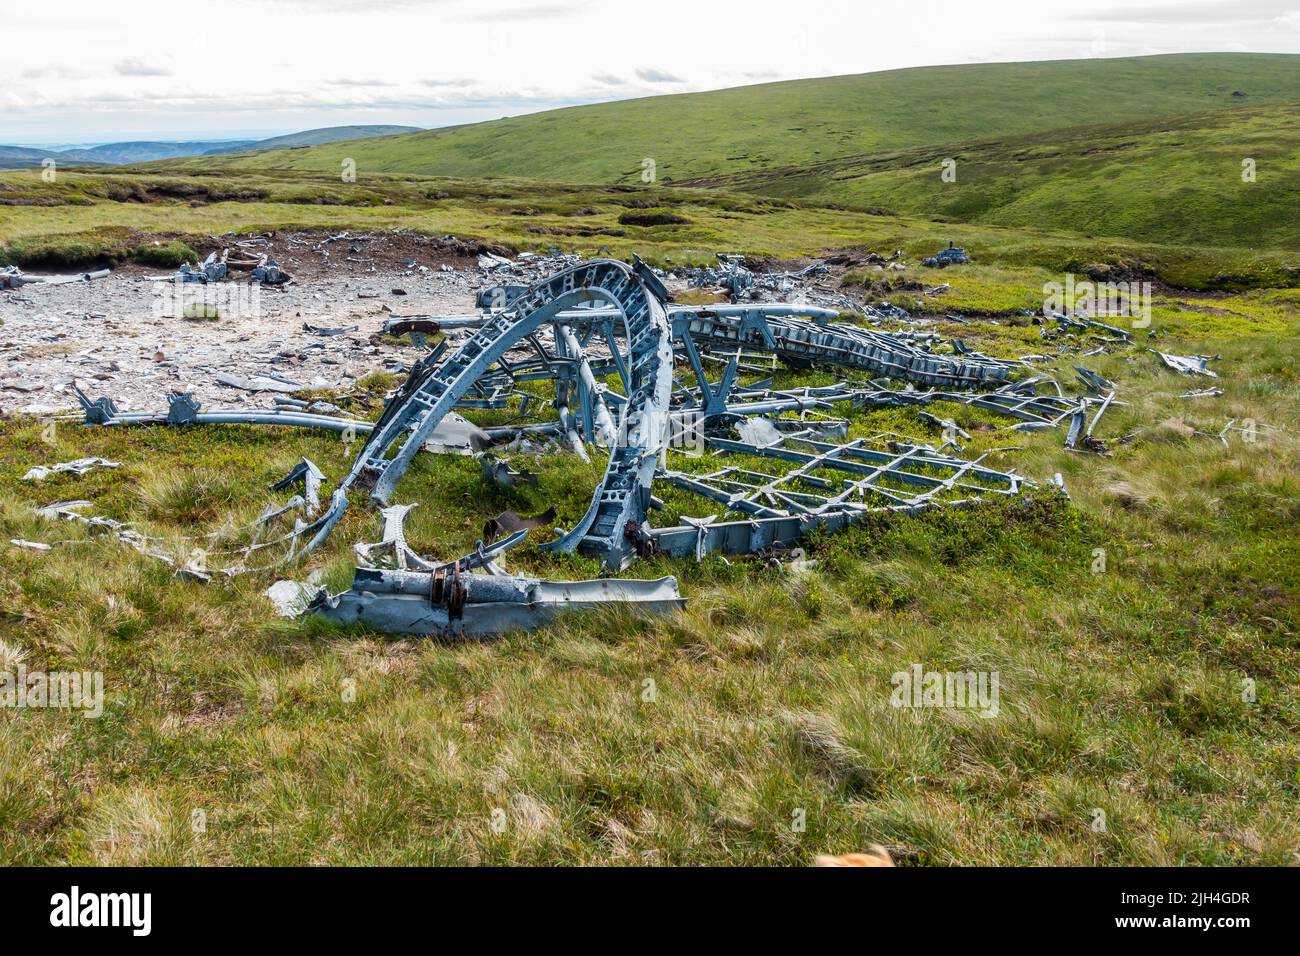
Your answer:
668;305;1012;389
72;386;372;434
309;570;684;638
306;258;676;570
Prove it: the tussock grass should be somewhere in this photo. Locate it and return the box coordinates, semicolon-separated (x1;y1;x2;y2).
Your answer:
1;173;1297;866
3;168;1297;292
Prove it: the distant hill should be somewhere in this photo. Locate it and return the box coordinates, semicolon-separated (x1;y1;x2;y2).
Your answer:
0;125;423;169
191;52;1300;248
0;145;100;170
210;125;422;153
58;141;258;165
210;53;1300;184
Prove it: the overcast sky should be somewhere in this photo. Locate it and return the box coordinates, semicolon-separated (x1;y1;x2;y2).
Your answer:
4;0;1299;144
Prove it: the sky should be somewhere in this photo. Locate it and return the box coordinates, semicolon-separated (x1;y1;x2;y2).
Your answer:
3;0;1299;145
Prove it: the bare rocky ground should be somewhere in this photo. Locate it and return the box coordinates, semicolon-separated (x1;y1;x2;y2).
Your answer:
0;269;478;416
0;230;511;416
0;230;878;418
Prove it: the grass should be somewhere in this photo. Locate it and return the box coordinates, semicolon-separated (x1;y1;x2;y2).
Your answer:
0;267;1296;864
201;54;1300;186
154;53;1300;249
681;102;1300;250
2;168;1297;291
1;70;1297;862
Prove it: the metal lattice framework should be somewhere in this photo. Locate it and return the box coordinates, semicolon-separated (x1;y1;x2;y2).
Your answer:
650;433;1027;559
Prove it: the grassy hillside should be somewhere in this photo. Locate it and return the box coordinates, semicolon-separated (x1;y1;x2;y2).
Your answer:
205;54;1300;185
0;127;426;170
3;169;1298;292
210;125;423;154
678;102;1300;249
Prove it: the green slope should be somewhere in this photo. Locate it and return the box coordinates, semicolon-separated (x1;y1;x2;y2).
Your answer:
211;53;1300;184
208;125;423;153
678;102;1300;249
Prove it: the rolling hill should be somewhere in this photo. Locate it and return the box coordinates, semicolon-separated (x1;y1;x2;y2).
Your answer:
0;125;422;169
0;145;108;170
217;125;421;153
213;53;1300;185
182;53;1300;249
677;101;1300;249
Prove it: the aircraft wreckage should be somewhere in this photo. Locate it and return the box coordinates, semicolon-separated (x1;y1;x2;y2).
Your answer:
56;257;1112;637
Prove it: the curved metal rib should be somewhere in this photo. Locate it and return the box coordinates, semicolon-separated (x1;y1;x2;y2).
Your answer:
305;259;675;568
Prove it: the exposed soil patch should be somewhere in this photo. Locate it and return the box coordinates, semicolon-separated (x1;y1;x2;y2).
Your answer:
117;229;511;282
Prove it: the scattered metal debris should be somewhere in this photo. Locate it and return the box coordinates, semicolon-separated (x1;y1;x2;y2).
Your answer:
2;266;110;289
265;579;318;617
481;454;538;488
250;256;290;285
483;506;557;545
21;248;1153;639
303;323;358;337
922;243;970;268
271;458;325;513
215;372;304;394
178;251;229;284
10;538;52;551
1154;350;1219;377
22;457;120;481
1039;313;1133;344
1074;365;1114;394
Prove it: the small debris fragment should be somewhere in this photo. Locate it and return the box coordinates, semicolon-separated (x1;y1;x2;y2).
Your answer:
265;580;318;617
215;372;305;394
22;457;121;482
9;539;52;551
922;243;970;268
303;323;359;337
1154;350;1219;377
481;454;538;488
483;506;558;545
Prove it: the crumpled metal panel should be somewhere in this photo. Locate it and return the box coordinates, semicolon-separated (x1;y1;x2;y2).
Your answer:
309;570;683;637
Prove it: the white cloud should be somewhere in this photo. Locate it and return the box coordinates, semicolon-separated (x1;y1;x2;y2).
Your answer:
21;65;88;80
324;78;398;87
0;0;1295;142
635;67;686;84
114;57;172;77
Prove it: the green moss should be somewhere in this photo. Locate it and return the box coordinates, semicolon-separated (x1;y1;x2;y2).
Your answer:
131;240;198;269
